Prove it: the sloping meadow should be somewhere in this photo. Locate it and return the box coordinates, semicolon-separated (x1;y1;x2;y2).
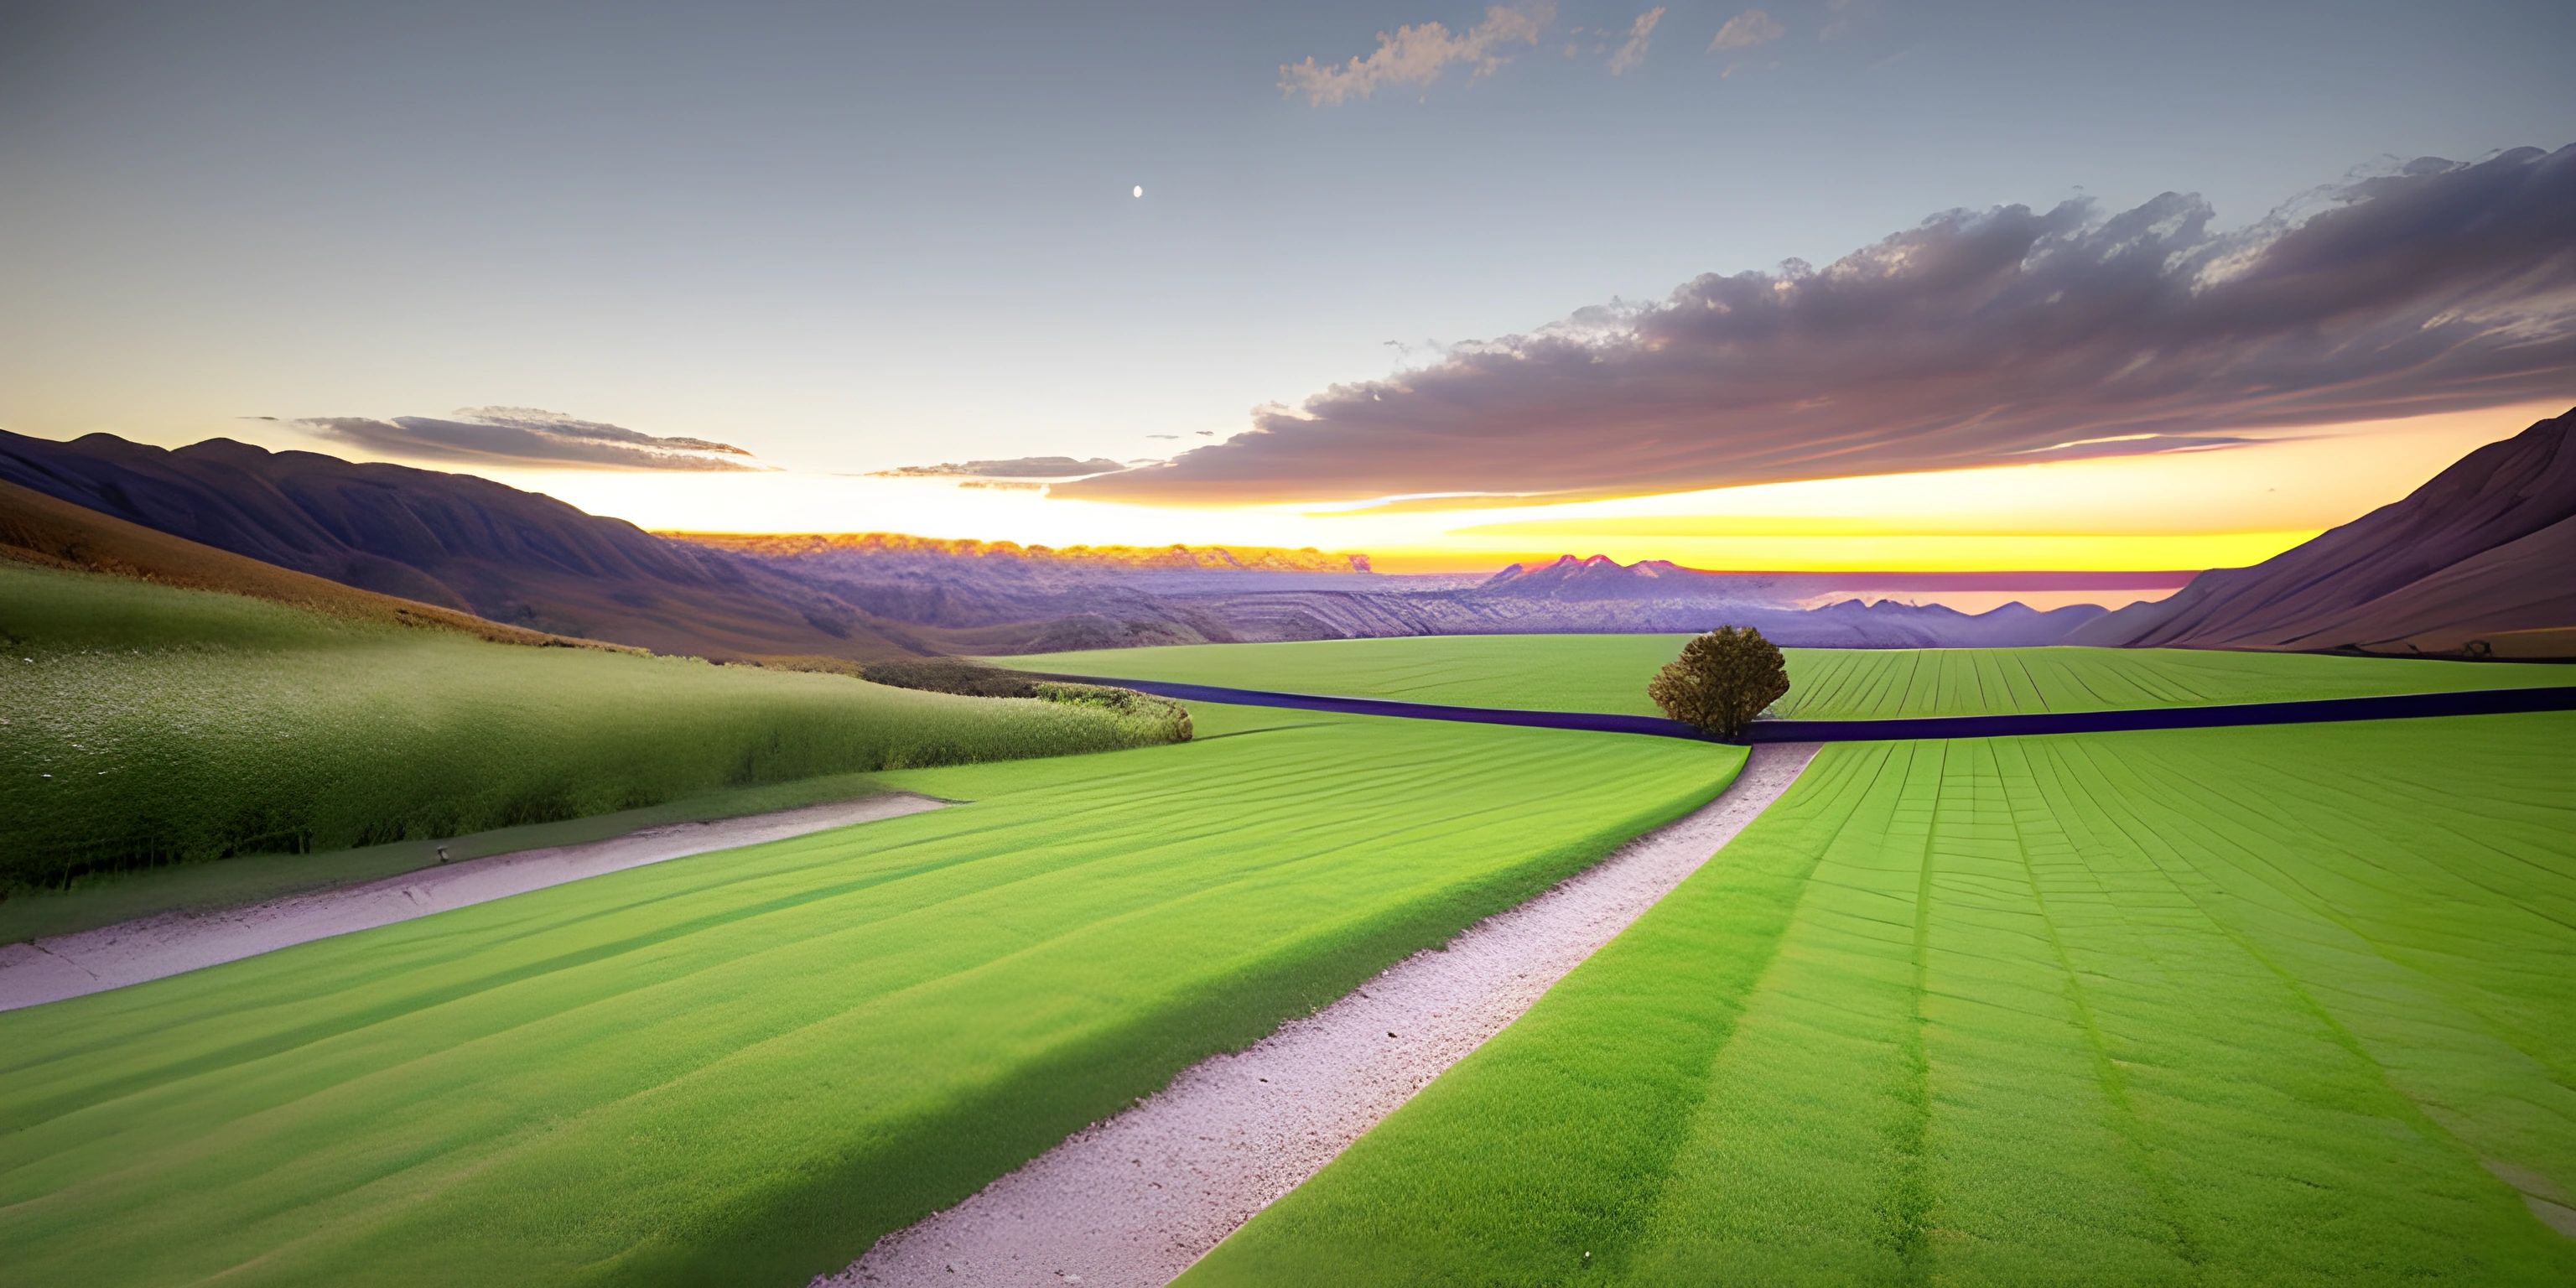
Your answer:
1186;713;2576;1286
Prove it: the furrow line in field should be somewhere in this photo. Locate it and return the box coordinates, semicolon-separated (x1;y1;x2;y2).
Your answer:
1997;740;2208;1278
2081;741;2576;1174
2044;738;2544;1195
1883;740;1945;1282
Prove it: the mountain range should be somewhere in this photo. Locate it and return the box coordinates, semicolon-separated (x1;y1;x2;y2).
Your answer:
679;532;1372;574
3;407;2569;660
0;430;943;657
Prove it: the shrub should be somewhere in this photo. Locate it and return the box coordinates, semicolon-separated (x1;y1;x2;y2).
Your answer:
1648;626;1790;739
1031;680;1192;743
860;657;1048;698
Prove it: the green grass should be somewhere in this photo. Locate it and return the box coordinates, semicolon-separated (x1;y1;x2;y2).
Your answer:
0;702;1742;1287
0;564;1183;888
1183;714;2576;1286
0;768;906;943
1009;635;2572;719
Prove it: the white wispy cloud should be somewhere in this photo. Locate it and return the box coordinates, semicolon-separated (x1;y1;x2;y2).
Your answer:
1708;8;1784;51
870;456;1126;480
1280;3;1555;106
1607;8;1666;75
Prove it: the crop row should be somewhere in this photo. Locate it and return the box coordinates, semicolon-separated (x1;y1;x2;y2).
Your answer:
1188;714;2576;1285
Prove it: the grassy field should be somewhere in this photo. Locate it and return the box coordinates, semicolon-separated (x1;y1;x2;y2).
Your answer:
0;702;1741;1286
0;564;1184;890
1009;635;2572;719
0;768;908;943
1185;713;2576;1286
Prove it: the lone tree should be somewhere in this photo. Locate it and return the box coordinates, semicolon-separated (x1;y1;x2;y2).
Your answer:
1649;626;1790;740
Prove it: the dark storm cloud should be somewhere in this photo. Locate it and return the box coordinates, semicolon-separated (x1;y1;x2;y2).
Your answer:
293;406;759;471
871;456;1129;479
1060;145;2576;506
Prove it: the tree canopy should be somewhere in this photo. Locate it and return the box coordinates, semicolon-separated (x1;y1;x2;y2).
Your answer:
1648;626;1789;739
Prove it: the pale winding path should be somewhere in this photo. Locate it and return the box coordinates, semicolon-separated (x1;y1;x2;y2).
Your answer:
827;743;1822;1288
0;792;948;1012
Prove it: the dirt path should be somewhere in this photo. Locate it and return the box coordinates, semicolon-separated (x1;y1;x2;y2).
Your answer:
826;743;1821;1288
0;792;948;1012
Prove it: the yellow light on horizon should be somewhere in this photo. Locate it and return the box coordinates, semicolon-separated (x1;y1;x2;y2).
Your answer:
442;399;2560;575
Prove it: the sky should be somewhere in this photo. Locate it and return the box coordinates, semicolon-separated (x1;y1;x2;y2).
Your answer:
3;0;2571;573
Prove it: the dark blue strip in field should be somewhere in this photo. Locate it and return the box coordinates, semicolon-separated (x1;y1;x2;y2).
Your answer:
1031;674;2576;745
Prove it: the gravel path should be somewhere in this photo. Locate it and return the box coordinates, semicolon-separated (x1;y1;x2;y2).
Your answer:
0;792;948;1012
827;743;1821;1288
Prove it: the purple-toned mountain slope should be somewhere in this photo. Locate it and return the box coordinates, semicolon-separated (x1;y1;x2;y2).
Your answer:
2;429;2122;656
0;429;931;658
2072;407;2576;656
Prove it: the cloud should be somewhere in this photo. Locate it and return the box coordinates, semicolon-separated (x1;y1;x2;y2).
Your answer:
1058;146;2576;507
293;406;759;471
870;456;1126;479
1280;3;1553;106
2003;433;2268;463
1707;8;1784;51
1607;8;1665;75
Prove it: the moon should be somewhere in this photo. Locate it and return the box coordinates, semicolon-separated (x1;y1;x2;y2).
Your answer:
1132;184;1144;199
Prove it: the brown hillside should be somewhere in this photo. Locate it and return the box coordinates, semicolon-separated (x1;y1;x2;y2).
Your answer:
0;478;630;650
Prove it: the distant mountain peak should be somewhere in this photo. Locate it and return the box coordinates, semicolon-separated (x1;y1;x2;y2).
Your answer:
1480;553;1699;592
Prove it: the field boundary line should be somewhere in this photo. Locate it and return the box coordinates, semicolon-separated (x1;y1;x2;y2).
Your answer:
0;792;950;1012
828;743;1824;1288
1031;674;2576;741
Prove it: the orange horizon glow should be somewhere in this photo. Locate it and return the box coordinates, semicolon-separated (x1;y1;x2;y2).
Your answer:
230;399;2563;577
1350;532;2318;576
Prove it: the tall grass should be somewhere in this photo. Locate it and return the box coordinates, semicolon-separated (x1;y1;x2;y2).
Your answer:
0;564;1181;888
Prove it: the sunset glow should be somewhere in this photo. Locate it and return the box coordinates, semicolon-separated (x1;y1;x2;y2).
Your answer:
431;400;2564;574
